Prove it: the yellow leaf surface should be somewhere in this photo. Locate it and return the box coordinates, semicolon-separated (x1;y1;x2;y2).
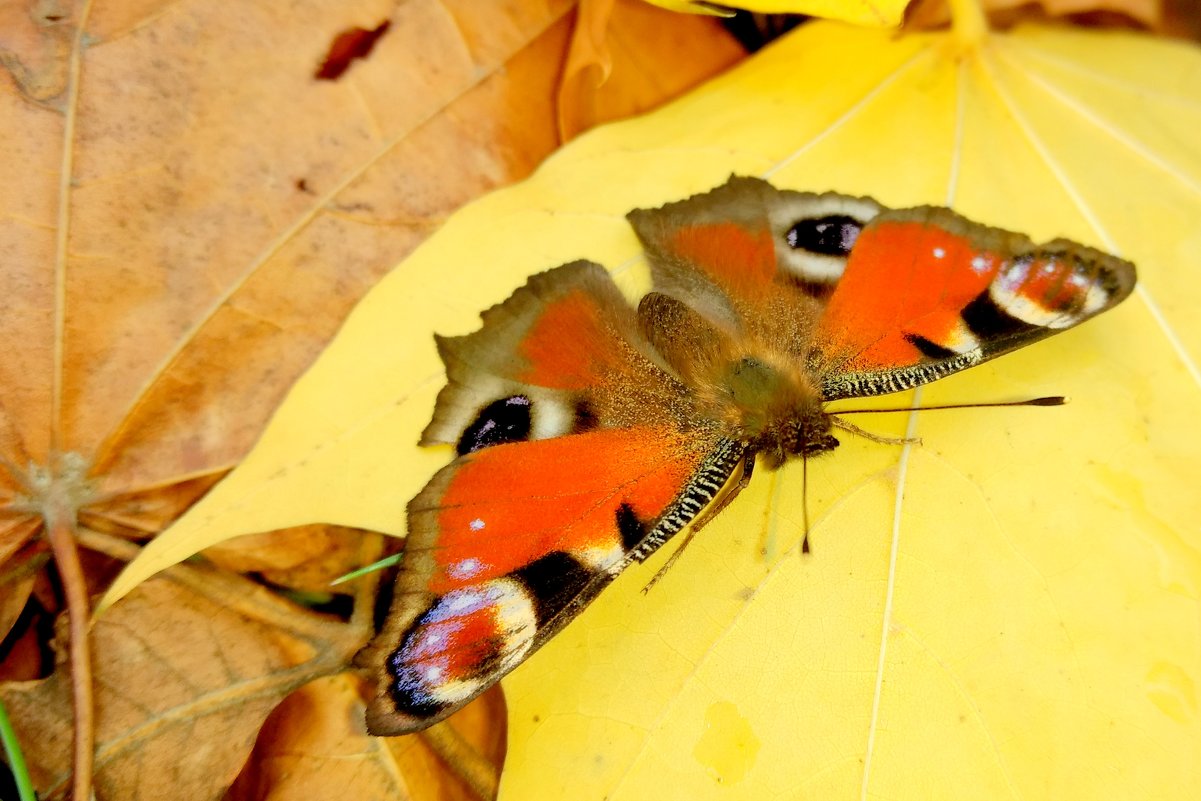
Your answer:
105;17;1201;798
643;0;907;25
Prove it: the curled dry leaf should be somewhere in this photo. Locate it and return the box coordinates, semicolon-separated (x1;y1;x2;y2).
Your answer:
559;0;745;140
227;675;506;801
0;574;37;655
0;564;363;801
203;524;378;594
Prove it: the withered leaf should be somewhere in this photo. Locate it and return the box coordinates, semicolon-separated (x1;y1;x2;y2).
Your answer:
0;564;363;801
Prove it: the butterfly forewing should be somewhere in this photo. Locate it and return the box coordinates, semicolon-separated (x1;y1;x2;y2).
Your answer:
811;207;1137;400
628;176;883;325
421;261;650;449
362;261;743;735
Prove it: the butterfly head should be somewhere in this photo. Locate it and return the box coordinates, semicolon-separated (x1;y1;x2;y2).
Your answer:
752;406;839;469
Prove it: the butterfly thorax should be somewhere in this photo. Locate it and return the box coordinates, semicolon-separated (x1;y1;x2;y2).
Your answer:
717;353;837;468
638;290;837;467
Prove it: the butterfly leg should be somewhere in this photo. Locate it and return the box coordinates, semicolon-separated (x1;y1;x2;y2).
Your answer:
831;416;921;447
641;451;756;593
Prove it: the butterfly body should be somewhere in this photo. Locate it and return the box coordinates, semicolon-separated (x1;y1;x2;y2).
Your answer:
637;287;834;464
360;177;1135;735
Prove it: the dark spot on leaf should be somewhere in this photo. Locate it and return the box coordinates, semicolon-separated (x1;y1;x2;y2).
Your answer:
315;20;391;81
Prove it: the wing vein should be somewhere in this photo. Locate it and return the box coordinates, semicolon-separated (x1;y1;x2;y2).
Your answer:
764;45;935;180
860;388;922;801
995;45;1201;198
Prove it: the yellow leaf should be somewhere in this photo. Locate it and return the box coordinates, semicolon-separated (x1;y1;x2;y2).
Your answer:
642;0;908;26
105;16;1201;798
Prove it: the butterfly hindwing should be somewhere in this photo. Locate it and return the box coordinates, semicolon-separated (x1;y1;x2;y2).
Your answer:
363;428;742;734
811;207;1137;400
422;261;655;450
627;176;883;320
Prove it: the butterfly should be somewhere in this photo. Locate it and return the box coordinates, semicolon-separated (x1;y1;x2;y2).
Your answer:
358;176;1136;735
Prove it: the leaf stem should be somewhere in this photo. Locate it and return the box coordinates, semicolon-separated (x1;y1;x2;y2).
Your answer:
0;695;36;801
947;0;988;50
330;552;401;586
45;508;94;801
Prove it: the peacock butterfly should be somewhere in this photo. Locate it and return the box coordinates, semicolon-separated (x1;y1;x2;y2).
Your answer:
357;176;1136;735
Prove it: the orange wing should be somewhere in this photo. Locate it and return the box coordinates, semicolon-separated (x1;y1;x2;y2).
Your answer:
363;428;742;734
362;260;744;734
627;176;884;326
421;261;657;450
811;207;1137;400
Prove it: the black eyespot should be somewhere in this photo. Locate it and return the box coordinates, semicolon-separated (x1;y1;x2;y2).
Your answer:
457;395;532;455
785;215;863;256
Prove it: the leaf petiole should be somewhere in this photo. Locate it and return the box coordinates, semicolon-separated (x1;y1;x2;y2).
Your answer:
329;553;402;586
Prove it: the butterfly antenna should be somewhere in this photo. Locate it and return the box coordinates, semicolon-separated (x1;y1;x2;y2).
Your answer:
833;395;1066;415
831;416;921;446
831;395;1064;446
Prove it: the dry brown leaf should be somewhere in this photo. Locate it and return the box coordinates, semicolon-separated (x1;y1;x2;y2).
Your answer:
0;603;47;684
227;676;506;801
561;0;619;140
0;571;37;650
560;0;744;139
0;2;740;795
0;563;364;801
0;0;742;556
204;525;376;594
